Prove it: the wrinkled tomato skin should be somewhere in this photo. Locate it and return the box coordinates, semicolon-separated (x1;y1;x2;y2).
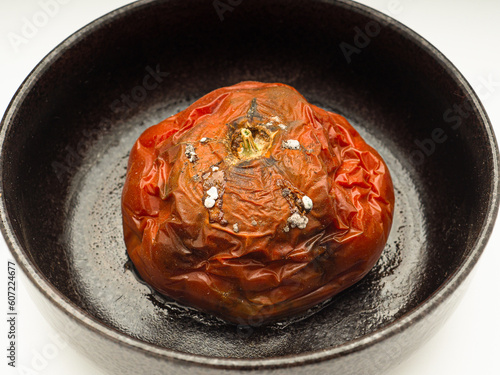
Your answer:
122;81;394;325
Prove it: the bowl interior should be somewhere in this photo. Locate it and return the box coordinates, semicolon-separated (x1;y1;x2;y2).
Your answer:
1;0;495;359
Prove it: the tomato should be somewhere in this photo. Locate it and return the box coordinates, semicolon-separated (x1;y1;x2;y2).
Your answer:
122;81;394;325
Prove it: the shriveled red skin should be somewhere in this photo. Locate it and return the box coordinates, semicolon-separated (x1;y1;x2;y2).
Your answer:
122;81;394;325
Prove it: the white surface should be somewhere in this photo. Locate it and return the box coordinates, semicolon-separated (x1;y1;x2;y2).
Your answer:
1;1;499;374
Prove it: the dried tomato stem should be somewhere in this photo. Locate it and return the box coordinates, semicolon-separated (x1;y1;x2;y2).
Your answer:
241;128;259;156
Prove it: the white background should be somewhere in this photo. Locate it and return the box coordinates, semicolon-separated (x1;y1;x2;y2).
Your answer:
1;1;499;374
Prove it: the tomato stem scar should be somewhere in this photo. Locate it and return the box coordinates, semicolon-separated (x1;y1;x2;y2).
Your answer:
241;128;259;156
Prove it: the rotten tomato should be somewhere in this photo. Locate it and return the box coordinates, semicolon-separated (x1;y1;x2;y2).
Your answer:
122;81;394;325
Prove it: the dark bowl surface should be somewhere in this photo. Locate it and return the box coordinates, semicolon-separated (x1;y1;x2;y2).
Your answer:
0;0;498;374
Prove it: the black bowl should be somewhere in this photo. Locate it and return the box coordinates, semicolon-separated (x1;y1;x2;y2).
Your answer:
1;0;498;374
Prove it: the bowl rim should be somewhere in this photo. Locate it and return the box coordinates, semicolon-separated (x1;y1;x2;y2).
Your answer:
1;0;499;370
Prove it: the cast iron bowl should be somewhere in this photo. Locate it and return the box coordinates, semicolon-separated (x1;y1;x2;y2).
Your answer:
0;0;498;374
